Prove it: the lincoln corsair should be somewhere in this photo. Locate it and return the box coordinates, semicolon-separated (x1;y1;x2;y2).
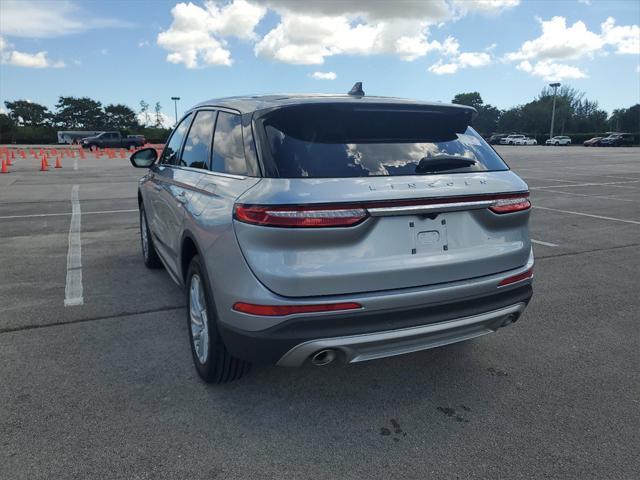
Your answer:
130;90;534;383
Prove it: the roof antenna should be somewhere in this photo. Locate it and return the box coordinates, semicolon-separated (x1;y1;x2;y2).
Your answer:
348;82;365;97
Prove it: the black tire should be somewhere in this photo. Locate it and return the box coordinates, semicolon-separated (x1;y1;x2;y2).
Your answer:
89;144;98;152
186;255;250;383
139;204;163;269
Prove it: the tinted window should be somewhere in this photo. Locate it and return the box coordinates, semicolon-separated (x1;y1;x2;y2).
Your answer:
258;105;508;178
160;113;192;165
180;110;216;169
211;112;247;175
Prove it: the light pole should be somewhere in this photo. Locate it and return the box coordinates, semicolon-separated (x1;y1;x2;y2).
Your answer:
171;96;180;127
549;82;560;139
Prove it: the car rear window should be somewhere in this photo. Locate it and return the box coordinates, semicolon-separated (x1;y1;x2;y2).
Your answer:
257;104;508;178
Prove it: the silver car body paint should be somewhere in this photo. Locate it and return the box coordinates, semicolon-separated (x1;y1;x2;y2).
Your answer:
137;95;533;365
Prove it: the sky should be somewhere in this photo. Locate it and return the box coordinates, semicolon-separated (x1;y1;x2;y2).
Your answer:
0;0;638;126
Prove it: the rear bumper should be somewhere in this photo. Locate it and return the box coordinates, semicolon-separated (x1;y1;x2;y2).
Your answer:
219;282;533;366
277;302;526;367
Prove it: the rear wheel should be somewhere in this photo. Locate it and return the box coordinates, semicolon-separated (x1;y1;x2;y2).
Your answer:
186;255;250;384
140;204;162;269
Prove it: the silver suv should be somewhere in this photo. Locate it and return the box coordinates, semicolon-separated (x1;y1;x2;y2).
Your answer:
130;92;534;383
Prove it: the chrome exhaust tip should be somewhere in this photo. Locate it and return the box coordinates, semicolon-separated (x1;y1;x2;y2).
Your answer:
310;349;337;366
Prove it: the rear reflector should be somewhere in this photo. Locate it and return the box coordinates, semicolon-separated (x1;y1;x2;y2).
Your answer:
489;195;531;214
232;302;362;316
234;204;368;227
498;267;534;287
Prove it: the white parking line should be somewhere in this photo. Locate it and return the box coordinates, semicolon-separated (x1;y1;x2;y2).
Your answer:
73;158;78;170
531;239;558;247
532;188;638;203
531;180;640;189
534;205;640;225
64;185;83;307
0;209;137;220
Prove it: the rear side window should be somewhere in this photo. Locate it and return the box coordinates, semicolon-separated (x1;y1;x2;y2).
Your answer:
180;110;216;169
211;112;247;175
160;113;193;165
257;105;509;178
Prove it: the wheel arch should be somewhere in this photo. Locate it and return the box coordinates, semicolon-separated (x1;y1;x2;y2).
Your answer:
180;231;203;284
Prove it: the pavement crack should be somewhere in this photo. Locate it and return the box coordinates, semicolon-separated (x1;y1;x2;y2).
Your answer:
0;305;185;335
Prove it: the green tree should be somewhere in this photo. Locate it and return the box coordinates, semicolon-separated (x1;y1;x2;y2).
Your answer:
0;113;16;143
4;100;51;126
452;92;501;136
154;102;163;128
139;100;150;127
452;92;484;110
54;96;106;129
608;104;639;132
104;104;139;131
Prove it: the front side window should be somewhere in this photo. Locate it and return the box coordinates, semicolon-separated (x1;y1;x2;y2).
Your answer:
257;104;509;178
180;110;216;169
160;113;193;165
211;112;247;175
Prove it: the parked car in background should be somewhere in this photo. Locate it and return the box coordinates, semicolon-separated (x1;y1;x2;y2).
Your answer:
545;136;572;146
129;91;534;383
599;133;634;147
513;137;537;146
81;131;145;150
127;134;146;145
583;137;603;147
500;134;526;145
487;134;507;145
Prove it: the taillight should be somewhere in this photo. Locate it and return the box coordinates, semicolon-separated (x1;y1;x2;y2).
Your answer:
498;267;534;287
489;194;531;214
232;302;362;316
234;204;368;228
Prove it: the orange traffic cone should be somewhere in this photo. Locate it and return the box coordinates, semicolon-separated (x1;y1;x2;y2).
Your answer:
55;156;62;168
41;156;48;171
6;154;12;166
1;158;9;174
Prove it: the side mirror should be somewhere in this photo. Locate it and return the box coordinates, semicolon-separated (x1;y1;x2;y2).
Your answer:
130;147;158;168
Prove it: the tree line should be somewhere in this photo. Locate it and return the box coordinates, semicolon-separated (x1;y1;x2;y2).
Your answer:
1;88;638;144
0;97;171;144
452;87;639;143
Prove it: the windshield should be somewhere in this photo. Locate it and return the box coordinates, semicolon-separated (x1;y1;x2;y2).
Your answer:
257;104;508;178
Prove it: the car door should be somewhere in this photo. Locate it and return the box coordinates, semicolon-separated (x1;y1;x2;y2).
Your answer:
147;113;193;274
171;109;218;242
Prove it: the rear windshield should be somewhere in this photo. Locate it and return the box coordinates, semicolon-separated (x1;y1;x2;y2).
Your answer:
257;104;508;178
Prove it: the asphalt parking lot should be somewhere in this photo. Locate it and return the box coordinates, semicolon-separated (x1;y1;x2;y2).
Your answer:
1;145;638;479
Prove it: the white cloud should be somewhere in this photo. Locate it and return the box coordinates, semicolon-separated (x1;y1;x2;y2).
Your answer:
155;0;518;68
253;0;513;65
100;48;109;56
506;16;603;62
517;59;587;80
138;40;150;48
310;71;336;80
458;51;491;67
427;50;492;74
504;15;639;80
0;35;65;68
452;0;520;15
157;0;267;68
577;0;591;5
0;0;131;38
600;17;640;55
428;60;459;75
